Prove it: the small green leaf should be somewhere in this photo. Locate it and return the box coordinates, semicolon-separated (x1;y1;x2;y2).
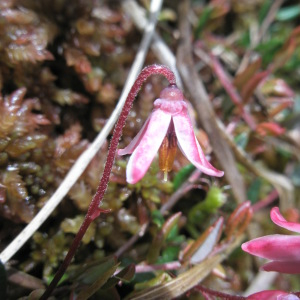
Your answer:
102;264;135;289
258;0;272;24
188;187;226;225
134;272;172;291
237;30;251;48
165;224;178;241
77;263;119;300
157;246;180;263
247;178;262;203
162;212;181;240
255;38;284;66
114;264;135;282
195;6;213;38
148;213;181;263
276;5;300;21
147;232;164;264
234;132;249;149
67;256;118;285
173;164;195;190
151;210;164;228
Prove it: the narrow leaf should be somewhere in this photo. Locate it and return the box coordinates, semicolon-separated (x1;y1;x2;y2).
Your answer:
233;58;262;90
77;263;119;300
173;164;195;190
240;70;270;103
190;217;224;264
276;5;300;21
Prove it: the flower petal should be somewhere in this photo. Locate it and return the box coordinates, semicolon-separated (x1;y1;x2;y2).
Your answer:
126;109;171;184
172;108;224;177
262;260;300;274
242;235;300;261
118;114;152;156
271;207;300;233
247;290;299;300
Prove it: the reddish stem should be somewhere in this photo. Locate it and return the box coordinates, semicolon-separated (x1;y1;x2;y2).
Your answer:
41;65;176;300
195;285;246;300
210;55;257;130
252;189;279;212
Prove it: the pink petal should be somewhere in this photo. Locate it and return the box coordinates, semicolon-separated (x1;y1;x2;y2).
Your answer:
242;235;300;261
172;108;224;177
118;114;152;156
126;109;171;184
247;290;299;300
271;207;300;233
262;260;300;274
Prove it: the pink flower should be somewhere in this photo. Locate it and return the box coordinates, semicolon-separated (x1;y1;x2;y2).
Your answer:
242;207;300;274
118;85;224;184
247;290;299;300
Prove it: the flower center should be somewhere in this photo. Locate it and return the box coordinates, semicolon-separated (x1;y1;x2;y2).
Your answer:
158;120;177;181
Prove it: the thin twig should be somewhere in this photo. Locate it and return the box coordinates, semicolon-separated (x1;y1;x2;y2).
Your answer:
252;190;278;212
195;285;246;300
0;0;164;265
210;55;257;130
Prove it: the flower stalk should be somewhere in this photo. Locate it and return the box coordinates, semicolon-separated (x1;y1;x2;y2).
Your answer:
41;65;176;299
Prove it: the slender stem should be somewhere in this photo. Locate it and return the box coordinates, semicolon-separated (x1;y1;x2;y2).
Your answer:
210;55;256;130
195;285;246;300
40;65;176;300
252;189;278;212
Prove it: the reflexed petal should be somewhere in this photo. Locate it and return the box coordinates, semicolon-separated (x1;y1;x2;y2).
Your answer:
262;260;300;274
247;290;299;300
173;108;224;177
242;235;300;261
118;114;152;156
271;207;300;233
126;109;171;184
